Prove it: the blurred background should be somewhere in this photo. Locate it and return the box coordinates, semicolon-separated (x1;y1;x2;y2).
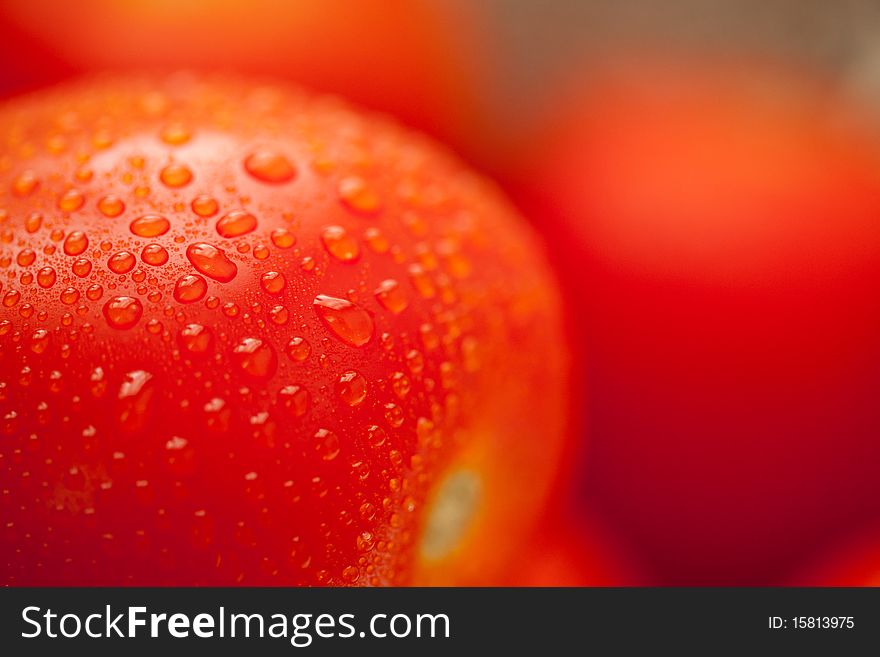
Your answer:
2;0;879;585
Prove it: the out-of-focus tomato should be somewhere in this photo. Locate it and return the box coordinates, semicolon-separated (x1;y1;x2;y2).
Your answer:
0;0;485;145
791;527;880;585
505;511;645;587
519;58;880;584
0;75;569;586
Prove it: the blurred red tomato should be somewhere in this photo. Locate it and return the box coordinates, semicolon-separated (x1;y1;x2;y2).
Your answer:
791;527;880;585
519;58;880;584
0;0;485;144
507;511;645;586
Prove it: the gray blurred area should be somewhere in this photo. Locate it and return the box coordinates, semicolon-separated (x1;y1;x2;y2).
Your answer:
483;0;880;114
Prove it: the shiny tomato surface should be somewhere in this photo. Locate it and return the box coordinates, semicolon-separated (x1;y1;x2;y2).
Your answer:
0;75;569;585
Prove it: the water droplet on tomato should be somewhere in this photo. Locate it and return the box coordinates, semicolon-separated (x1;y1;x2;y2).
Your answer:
16;248;35;267
216;210;257;238
141;243;169;266
337;370;367;406
159;163;193;187
338;176;381;215
178;323;213;354
313;294;373;347
63;231;89;256
160;122;191;145
260;271;285;295
233;337;277;379
60;287;79;305
108;251;136;274
30;328;49;354
186;242;237;282
130;214;170;237
58;189;85;212
37;266;56;288
174;274;208;303
315;428;340;461
374;279;408;314
286;336;311;362
12;170;39;197
278;385;308;417
103;296;143;329
72;258;92;277
98;195;125;217
321;225;360;262
244;150;296;183
191;195;219;217
390;371;411;399
270;228;295;249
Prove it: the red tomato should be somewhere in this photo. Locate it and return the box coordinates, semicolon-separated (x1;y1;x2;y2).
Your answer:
791;528;880;586
506;511;645;587
520;59;880;584
0;0;485;145
0;75;569;586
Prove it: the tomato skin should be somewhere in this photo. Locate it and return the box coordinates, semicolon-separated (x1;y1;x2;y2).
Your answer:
791;529;880;586
0;76;568;586
522;60;880;584
504;511;645;587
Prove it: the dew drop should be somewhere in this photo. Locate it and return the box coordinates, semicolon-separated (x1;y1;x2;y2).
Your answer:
118;370;154;432
178;323;213;354
338;176;381;215
260;271;285;295
313;294;373;347
374;279;408;314
406;349;424;374
341;565;359;583
390;371;411;399
366;424;387;448
141;243;169;266
98;195;126;217
58;189;85;212
86;284;103;301
173;274;208;303
159;163;193;187
24;212;42;233
16;248;36;267
191;195;219;217
160;122;191;145
12;170;39;197
30;328;49;354
408;263;436;298
130;213;170;237
315;428;340;461
233;337;277;379
2;291;19;309
186;242;238;282
63;231;89;256
216;210;257;238
72;258;92;277
337;370;367;406
286;336;311;362
384;402;404;428
60;287;80;305
244;150;296;184
108;251;136;274
37;266;56;288
270;228;295;249
103;296;143;329
321;225;360;262
278;385;309;417
269;305;289;325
